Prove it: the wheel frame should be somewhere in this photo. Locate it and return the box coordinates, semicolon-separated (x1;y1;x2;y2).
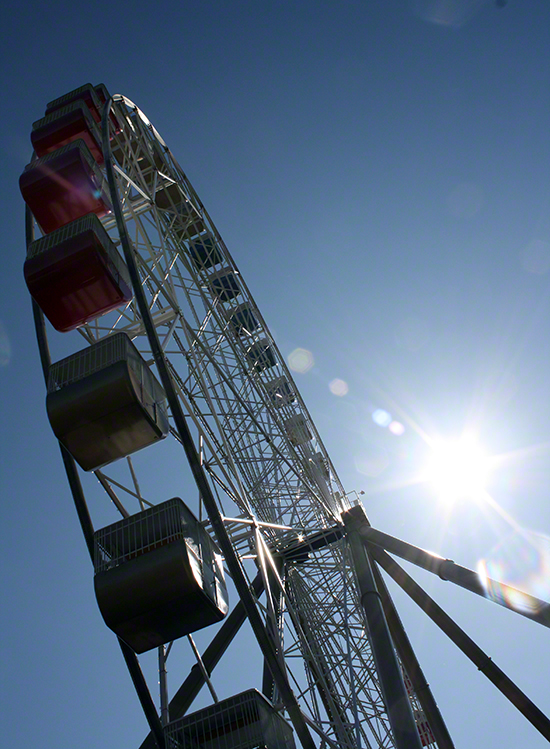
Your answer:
25;90;433;749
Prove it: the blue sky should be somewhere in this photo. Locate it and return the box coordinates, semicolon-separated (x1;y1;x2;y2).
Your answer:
1;1;550;747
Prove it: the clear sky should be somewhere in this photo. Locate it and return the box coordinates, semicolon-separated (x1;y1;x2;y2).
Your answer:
1;1;550;748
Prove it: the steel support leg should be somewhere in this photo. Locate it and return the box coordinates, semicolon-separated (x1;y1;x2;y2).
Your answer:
360;526;550;629
370;556;455;749
370;544;550;742
343;507;423;749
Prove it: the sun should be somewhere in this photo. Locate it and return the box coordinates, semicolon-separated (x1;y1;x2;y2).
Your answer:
424;435;489;502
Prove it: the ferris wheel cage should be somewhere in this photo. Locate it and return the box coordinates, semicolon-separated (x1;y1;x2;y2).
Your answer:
25;92;384;749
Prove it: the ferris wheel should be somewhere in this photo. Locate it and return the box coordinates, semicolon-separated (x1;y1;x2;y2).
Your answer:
21;85;550;749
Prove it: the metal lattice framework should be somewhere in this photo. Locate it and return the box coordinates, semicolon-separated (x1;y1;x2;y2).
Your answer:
27;92;436;749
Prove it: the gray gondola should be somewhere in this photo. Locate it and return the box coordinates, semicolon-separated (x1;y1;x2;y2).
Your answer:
228;302;259;337
266;377;295;407
93;498;229;654
283;414;312;447
165;689;296;749
208;267;241;302
246;339;276;372
188;233;224;270
46;332;169;471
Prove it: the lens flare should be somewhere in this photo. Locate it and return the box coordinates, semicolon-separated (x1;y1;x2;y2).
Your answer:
329;378;349;396
372;409;392;427
389;421;405;436
355;450;390;478
478;531;550;613
413;0;488;29
288;348;314;374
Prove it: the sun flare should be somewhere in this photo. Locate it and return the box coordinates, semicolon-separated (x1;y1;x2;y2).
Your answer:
425;435;489;502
